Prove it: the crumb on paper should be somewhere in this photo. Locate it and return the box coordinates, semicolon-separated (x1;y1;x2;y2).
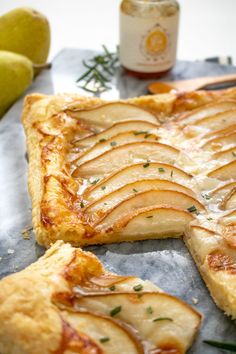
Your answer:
7;249;15;255
21;225;33;240
192;297;199;305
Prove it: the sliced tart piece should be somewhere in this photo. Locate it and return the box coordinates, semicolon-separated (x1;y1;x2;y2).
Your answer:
74;292;201;354
94;190;204;229
85;179;196;219
194;109;236;132
213;146;236;163
84;163;193;203
73;131;160;166
202;131;236;152
73;142;182;178
207;160;236;181
177;100;236;124
66;102;158;128
62;311;143;354
98;206;194;237
0;241;201;354
73;120;160;148
184;224;236;318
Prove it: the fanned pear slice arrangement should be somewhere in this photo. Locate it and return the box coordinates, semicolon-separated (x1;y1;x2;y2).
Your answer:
22;91;236;321
0;242;201;354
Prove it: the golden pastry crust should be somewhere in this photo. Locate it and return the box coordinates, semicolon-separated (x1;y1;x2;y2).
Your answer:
22;89;236;318
0;241;201;354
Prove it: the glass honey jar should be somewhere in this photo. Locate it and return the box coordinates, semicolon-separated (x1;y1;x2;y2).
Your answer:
119;0;180;78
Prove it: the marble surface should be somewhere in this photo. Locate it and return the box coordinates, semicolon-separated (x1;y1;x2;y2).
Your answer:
0;48;236;353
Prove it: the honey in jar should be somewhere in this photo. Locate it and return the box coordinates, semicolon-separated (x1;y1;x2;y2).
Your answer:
119;0;180;78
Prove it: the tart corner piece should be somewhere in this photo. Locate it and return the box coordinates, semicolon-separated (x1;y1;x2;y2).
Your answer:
0;241;201;354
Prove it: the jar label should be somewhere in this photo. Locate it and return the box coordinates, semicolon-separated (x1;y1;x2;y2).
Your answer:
120;12;179;73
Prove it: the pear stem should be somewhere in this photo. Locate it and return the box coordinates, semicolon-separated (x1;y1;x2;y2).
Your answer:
33;62;52;70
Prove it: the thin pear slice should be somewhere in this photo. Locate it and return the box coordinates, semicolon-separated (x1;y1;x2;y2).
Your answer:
203;131;236;152
67;102;158;128
84;163;193;203
194;109;236;132
73;142;181;178
73;120;160;148
95;190;204;229
75;292;201;353
98;206;194;238
220;188;236;210
85;179;196;219
213;147;236;163
208;160;236;180
63;311;143;354
73;131;160;166
211;182;236;206
203;123;236;139
178;100;236;124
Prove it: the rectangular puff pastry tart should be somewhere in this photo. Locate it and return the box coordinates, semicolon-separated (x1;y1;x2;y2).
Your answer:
0;241;201;354
22;88;236;318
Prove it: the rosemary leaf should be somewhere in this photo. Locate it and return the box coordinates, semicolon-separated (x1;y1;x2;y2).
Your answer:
203;340;236;351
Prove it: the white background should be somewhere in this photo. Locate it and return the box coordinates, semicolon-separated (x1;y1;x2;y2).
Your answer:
1;0;236;63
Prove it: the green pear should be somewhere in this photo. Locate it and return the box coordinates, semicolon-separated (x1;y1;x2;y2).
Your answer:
0;51;33;118
0;7;50;65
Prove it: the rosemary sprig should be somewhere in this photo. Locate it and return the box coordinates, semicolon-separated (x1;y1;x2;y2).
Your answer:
203;340;236;352
76;45;119;94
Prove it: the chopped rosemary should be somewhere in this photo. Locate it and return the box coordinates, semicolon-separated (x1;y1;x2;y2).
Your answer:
187;205;197;213
202;193;211;200
146;306;154;314
133;284;143;292
143;162;150;168
109;285;116;291
158;167;165;173
144;134;151;139
146;215;153;219
170;170;173;177
99;138;106;143
110;141;117;146
133;188;138;193
134;131;148;136
101;186;106;190
76;45;119;94
100;337;110;343
207;217;213;221
153;317;173;322
80;201;85;208
110;306;122;317
232;151;236;157
203;340;236;352
90;178;100;185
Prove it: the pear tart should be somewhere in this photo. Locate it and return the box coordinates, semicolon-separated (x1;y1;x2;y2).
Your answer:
22;89;236;317
0;241;201;354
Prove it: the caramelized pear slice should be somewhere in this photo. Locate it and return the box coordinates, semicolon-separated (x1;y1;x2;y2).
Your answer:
99;206;194;237
73;142;181;178
203;123;236;139
85;179;196;219
211;182;236;205
208;160;236;181
84;163;193;203
178;100;236;124
203;131;236;152
194;109;236;132
63;311;143;354
67;102;158;128
73;120;160;148
75;292;201;354
213;147;236;163
95;190;204;229
74;131;159;166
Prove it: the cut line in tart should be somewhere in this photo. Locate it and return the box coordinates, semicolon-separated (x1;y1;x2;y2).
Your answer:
22;89;236;319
